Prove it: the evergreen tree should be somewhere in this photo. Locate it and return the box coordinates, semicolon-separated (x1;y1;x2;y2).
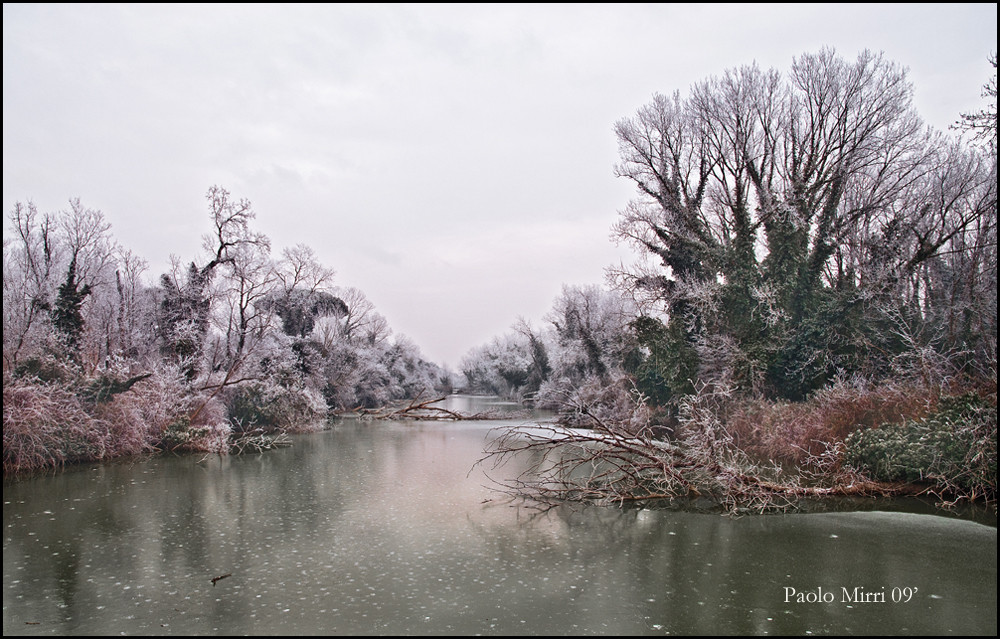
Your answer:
51;256;92;359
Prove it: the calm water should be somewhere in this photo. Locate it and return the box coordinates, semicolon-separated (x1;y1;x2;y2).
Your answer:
3;397;996;635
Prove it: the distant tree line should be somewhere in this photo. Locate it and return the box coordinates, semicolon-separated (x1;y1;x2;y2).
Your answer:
4;186;450;472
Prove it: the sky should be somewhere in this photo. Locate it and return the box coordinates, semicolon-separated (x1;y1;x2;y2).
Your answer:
4;3;997;369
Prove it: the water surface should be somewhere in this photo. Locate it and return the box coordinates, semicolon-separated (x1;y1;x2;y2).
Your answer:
3;398;996;635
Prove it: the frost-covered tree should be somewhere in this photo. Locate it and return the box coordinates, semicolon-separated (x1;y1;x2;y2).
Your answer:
533;286;639;416
384;336;443;400
459;326;530;401
4;200;119;374
3;185;452;471
217;240;277;363
955;53;998;152
459;286;636;406
267;244;344;338
4;202;61;371
158;186;270;381
333;286;391;346
544;285;633;383
158;259;214;380
111;248;155;362
612;48;997;399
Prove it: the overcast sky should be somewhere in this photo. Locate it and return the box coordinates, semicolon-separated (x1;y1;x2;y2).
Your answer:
4;3;997;368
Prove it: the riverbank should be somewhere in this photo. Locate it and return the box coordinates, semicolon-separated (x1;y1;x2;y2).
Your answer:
5;375;996;515
487;380;997;514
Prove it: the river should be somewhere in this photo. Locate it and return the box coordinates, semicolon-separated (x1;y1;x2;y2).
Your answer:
3;396;996;635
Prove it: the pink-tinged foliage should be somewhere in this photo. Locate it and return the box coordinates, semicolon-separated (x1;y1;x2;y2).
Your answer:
3;376;109;473
5;186;455;472
695;378;996;469
3;365;225;473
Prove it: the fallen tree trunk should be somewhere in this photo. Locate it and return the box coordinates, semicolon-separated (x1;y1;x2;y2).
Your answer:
230;431;292;454
478;419;920;514
356;397;520;421
475;385;928;515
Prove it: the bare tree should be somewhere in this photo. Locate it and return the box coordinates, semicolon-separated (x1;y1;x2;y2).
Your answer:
201;185;269;275
276;243;335;298
159;186;271;380
955;52;997;152
59;199;116;291
218;241;277;362
267;244;343;338
3;200;120;372
3;202;59;371
113;248;152;361
172;187;284;423
334;286;391;346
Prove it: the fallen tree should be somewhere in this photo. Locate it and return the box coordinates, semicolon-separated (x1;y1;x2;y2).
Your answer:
355;396;527;422
229;430;293;454
478;383;935;515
